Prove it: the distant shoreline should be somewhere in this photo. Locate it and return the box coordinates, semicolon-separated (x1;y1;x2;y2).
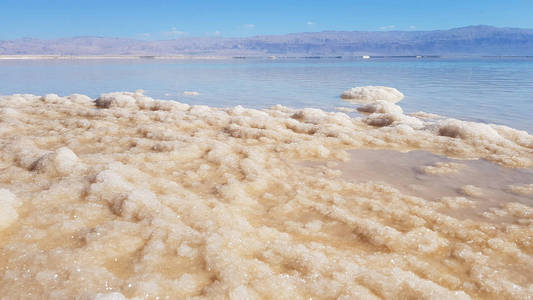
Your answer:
1;26;532;58
0;55;226;60
1;55;533;60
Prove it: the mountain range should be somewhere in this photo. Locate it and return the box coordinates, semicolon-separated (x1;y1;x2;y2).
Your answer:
1;25;532;57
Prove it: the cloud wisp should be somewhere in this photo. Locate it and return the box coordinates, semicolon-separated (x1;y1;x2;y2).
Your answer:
379;25;396;30
205;30;221;37
163;27;188;37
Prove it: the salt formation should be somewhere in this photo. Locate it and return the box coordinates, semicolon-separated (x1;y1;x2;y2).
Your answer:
355;100;423;128
0;189;20;229
1;90;533;299
509;183;533;195
31;147;84;176
341;86;404;103
183;91;200;96
93;293;132;300
410;111;443;119
422;162;465;175
460;185;484;197
440;196;476;209
335;106;355;113
356;100;403;114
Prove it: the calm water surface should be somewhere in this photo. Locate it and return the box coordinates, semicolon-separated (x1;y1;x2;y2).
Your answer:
1;58;532;132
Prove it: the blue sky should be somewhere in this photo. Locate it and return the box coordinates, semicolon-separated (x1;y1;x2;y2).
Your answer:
1;0;532;40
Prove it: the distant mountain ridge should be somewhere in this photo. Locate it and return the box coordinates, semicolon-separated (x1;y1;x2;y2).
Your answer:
1;25;532;56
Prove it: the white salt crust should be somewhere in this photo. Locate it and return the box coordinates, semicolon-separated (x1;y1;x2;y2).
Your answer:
334;106;355;113
461;185;484;197
341;86;404;103
0;189;20;229
422;162;466;175
183;91;200;96
509;184;533;195
0;91;532;299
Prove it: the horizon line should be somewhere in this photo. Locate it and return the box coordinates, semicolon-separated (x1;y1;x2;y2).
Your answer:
3;24;533;42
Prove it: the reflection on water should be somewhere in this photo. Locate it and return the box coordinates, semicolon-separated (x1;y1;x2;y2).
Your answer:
306;149;533;221
0;58;532;132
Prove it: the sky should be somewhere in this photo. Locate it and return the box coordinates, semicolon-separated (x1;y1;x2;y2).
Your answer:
1;0;532;40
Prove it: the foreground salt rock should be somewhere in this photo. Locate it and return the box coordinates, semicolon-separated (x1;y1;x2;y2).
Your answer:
31;147;85;176
341;86;404;103
0;91;532;299
0;189;20;230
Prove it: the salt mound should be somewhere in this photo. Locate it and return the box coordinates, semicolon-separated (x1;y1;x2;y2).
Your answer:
335;106;355;113
356;101;410;127
0;189;20;229
357;100;403;115
436;119;503;141
461;185;483;197
362;111;424;129
31;147;83;176
95;92;139;108
422;162;465;175
441;196;476;209
2;138;47;170
341;86;404;103
509;183;533;195
67;93;93;104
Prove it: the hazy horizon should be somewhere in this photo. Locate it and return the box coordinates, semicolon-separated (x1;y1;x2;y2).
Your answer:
2;25;532;56
1;24;532;41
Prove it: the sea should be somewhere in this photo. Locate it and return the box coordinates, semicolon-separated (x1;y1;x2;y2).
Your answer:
1;57;532;132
